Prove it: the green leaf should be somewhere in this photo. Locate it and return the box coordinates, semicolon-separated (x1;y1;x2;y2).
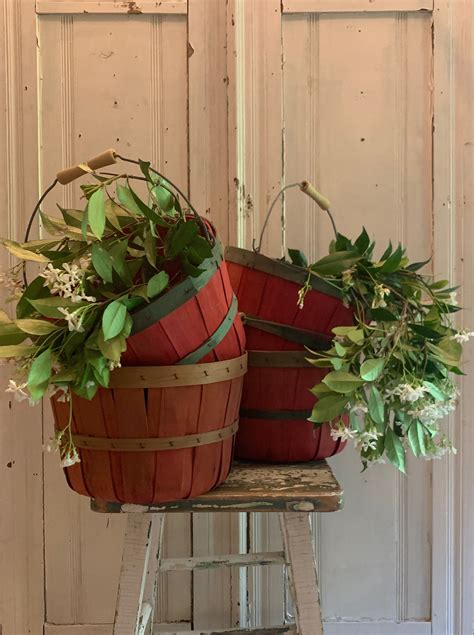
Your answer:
16;276;50;319
28;348;52;399
407;258;431;272
309;383;334;397
97;330;127;361
0;323;27;345
380;241;393;261
102;300;127;341
117;183;143;215
385;427;406;473
0;344;37;358
15;319;59;336
354;227;370;255
28;297;86;319
407;421;426;457
427;338;462;366
168;220;199;257
379;244;404;273
368;385;385;425
369;308;398;321
311;250;361;276
87;188;106;239
2;239;50;263
322;371;364;394
334;341;347;357
147;271;169;299
408;323;443;340
189;235;213;260
308;394;348;423
360;358;385;381
92;243;114;283
110;239;132;286
288;249;308;268
151;184;174;211
144;230;157;267
423;380;446;401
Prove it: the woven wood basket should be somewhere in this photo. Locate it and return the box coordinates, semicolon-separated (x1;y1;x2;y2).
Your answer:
225;247;353;463
51;354;247;503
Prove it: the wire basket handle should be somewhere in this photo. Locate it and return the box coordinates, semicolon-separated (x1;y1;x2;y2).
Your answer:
253;180;337;253
24;149;210;245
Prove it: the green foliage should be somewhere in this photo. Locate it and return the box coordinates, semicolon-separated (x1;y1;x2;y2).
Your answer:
292;226;465;472
0;158;215;406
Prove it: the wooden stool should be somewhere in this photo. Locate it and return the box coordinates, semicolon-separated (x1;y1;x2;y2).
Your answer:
91;460;343;635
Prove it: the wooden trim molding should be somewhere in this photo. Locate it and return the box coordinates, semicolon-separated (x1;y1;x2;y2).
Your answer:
36;1;187;15
282;0;433;13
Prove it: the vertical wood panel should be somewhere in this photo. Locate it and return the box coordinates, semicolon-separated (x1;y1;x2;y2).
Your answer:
39;12;191;626
281;9;432;622
188;1;240;628
234;0;284;257
0;1;45;633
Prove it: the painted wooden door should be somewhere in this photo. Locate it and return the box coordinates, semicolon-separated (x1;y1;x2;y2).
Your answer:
0;1;473;634
232;1;471;634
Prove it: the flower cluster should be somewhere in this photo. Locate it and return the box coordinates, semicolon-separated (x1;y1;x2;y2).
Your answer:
40;262;96;304
291;227;467;472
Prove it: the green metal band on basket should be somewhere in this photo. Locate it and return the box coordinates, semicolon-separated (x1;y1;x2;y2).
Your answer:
248;350;313;368
130;239;224;335
240;409;312;421
243;314;331;350
177;294;239;365
69;419;239;452
224;246;342;300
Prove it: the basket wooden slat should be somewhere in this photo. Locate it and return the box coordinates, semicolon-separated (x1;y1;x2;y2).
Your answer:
225;246;352;464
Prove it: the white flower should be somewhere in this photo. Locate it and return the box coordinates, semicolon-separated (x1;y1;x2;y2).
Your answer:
57;307;85;332
39;262;95;305
449;291;458;306
5;379;29;402
408;398;457;424
48;384;70;402
451;329;474;343
350;402;368;416
372;283;391;309
354;428;382;452
330;421;356;442
108;360;121;371
385;383;428;403
60;447;81;468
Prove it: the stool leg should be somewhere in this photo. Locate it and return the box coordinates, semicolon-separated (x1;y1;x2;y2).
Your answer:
114;513;165;635
279;512;323;635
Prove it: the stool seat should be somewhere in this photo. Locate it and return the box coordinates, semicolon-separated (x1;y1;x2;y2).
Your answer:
91;459;343;513
92;460;343;635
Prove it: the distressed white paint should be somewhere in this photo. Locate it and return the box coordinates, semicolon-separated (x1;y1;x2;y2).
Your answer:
1;0;474;633
36;0;187;15
0;1;44;634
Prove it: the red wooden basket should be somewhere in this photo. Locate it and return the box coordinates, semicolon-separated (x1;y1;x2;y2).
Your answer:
225;245;353;464
51;354;247;504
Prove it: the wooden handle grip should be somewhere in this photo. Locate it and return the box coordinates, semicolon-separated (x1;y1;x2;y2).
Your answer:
56;148;117;185
300;181;331;211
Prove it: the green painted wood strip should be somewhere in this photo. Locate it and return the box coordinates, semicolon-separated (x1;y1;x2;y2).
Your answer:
240;408;312;421
244;314;331;349
177;294;239;365
130;240;223;335
224;246;342;299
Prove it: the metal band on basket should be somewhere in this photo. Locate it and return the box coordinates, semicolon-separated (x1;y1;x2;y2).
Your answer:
70;419;239;452
108;352;248;388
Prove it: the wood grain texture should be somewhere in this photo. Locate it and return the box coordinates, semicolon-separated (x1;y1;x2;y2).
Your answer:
36;1;187;14
91;460;344;513
39;9;192;626
279;513;322;635
283;0;433;12
0;1;44;633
